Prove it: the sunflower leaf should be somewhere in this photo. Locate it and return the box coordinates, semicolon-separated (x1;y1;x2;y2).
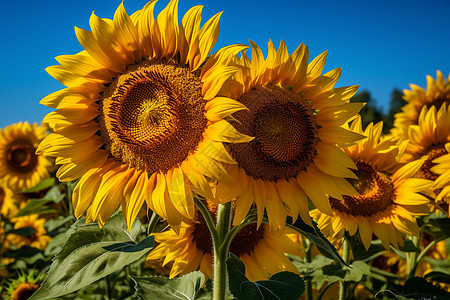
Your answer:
15;198;61;217
6;226;36;236
20;177;56;193
29;212;152;300
131;271;205;300
424;271;450;285
402;276;450;300
426;218;450;239
287;216;347;266
226;254;305;300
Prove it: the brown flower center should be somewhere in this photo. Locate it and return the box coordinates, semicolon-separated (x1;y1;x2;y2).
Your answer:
229;223;265;256
11;282;39;300
99;59;207;173
330;160;394;216
228;85;318;181
425;97;450;111
417;147;448;180
6;139;37;174
192;203;264;256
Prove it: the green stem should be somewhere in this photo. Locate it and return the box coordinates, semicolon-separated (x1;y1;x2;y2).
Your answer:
301;235;313;300
194;198;219;246
194;199;232;300
406;235;420;279
213;202;232;300
416;239;437;264
105;275;112;300
147;212;161;236
339;238;351;300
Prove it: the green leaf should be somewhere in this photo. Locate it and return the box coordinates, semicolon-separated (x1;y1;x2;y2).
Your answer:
44;227;75;256
426;218;450;241
21;178;56;193
402;277;450;300
352;240;386;261
6;226;36;236
30;212;153;300
132;271;205;300
287;217;347;266
227;254;305;300
290;254;371;287
15;199;60;217
45;215;75;232
395;239;419;253
424;271;450;285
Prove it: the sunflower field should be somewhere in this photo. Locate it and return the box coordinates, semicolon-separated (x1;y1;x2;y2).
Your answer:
1;1;450;299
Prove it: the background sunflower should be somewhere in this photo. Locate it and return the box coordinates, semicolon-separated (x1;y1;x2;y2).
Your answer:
0;122;51;192
312;117;432;249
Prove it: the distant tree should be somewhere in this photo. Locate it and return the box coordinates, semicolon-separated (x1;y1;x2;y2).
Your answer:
350;90;384;130
383;88;407;132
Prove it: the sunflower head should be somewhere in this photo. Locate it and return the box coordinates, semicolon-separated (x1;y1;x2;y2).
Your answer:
6;270;41;300
37;0;252;229
0;181;19;218
392;71;450;137
396;104;450;211
215;40;365;230
147;199;302;281
0;122;51;191
312;119;432;250
8;214;51;250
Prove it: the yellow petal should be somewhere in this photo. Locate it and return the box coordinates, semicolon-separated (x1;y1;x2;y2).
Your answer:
205;97;247;122
314;142;357;179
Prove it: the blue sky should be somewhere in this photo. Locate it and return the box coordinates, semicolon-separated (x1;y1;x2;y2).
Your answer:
0;0;449;128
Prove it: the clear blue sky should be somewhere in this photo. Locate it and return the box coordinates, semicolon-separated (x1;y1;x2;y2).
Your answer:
1;0;449;128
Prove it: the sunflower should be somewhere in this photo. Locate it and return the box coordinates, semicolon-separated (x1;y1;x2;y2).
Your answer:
213;40;365;230
396;104;450;212
392;71;450;137
371;232;448;281
8;214;51;250
416;232;448;278
6;271;41;300
311;117;432;249
147;200;302;281
0;122;51;192
36;0;252;229
0;181;19;218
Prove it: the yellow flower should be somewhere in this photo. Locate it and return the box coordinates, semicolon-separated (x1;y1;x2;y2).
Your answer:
214;40;365;230
312;117;432;249
6;270;41;300
416;232;449;278
0;122;51;192
371;232;449;282
37;0;251;230
10;283;39;300
147;200;302;281
392;71;450;136
393;103;450;213
0;181;19;218
8;214;52;250
394;104;450;213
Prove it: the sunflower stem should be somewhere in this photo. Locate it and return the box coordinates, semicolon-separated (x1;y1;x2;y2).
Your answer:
406;235;420;279
301;235;313;300
194;198;219;246
105;275;112;300
339;237;351;300
213;202;232;300
222;212;257;254
416;238;438;265
147;212;161;236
